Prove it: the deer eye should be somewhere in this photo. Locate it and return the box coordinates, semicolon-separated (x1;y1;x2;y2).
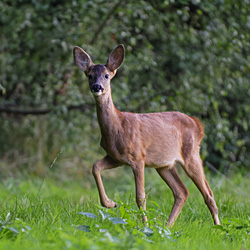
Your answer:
88;75;92;80
105;74;109;79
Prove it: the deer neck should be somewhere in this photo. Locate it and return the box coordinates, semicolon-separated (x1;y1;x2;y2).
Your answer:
95;89;122;137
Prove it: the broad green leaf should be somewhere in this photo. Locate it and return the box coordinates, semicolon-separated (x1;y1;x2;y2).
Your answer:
99;210;110;220
76;225;90;232
119;206;127;218
141;227;154;237
108;217;127;224
78;212;97;218
8;227;19;234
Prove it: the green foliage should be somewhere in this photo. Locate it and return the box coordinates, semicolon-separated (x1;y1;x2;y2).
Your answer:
215;218;250;240
0;213;31;239
0;0;250;177
0;172;249;249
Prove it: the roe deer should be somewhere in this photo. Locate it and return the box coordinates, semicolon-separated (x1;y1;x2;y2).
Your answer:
73;44;220;226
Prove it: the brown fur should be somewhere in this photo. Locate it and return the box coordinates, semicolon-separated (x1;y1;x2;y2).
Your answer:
189;116;204;142
73;45;220;227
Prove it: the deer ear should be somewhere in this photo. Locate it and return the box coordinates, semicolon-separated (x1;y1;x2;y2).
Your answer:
73;46;93;73
106;44;125;72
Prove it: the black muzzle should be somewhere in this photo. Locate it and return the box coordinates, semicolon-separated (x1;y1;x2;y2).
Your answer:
91;84;104;93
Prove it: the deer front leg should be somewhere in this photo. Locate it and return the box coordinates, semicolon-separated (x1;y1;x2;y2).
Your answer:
132;161;147;222
92;156;121;208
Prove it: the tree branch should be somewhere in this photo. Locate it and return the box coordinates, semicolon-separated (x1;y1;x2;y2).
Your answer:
0;103;92;116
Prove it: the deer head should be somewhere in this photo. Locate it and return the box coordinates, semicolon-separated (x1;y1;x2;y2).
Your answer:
73;45;125;97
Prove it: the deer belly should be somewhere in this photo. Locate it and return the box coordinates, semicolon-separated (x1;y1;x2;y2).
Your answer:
144;140;184;168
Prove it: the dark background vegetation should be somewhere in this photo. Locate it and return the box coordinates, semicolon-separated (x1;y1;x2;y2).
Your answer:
0;0;249;180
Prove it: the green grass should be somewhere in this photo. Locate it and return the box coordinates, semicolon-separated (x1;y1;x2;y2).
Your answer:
0;168;249;250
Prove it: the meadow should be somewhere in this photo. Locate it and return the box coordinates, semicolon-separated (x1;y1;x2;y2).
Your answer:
1;1;250;249
0;166;249;250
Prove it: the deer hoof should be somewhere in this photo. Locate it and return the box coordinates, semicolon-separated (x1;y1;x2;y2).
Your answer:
102;199;117;208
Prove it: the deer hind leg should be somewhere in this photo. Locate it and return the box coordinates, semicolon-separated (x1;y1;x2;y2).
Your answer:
156;167;189;227
182;153;220;225
92;155;121;208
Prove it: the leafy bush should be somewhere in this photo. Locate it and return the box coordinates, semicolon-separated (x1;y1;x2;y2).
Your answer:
0;0;249;177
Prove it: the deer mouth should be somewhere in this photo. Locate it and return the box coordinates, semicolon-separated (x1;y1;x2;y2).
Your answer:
91;84;104;96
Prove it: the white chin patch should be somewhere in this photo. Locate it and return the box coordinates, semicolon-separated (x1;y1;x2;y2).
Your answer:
92;91;103;96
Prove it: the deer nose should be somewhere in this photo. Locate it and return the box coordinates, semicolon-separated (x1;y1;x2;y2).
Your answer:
91;84;104;93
